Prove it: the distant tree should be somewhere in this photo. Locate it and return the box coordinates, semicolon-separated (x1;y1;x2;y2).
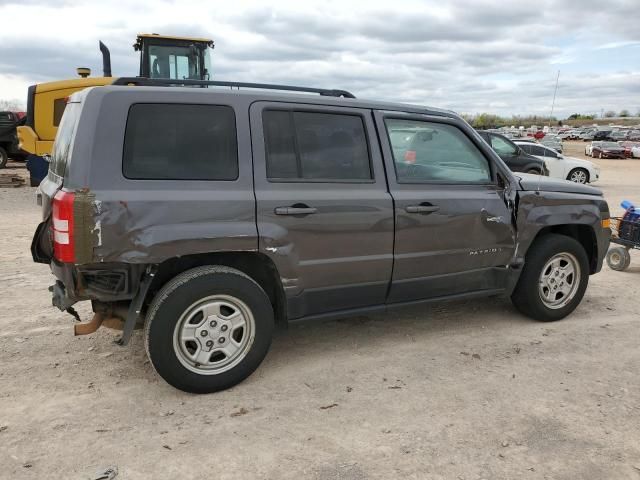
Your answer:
619;109;630;117
604;110;616;118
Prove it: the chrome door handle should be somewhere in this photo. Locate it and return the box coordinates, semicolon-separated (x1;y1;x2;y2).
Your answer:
274;206;318;215
405;205;440;214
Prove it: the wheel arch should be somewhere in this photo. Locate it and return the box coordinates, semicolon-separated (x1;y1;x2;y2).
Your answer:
147;251;287;327
530;224;598;274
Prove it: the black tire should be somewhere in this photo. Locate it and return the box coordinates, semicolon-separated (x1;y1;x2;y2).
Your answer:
511;234;589;321
527;168;541;174
144;265;274;393
0;147;7;169
567;168;589;184
606;246;631;271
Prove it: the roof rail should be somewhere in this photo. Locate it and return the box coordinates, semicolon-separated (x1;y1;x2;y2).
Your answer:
111;77;356;98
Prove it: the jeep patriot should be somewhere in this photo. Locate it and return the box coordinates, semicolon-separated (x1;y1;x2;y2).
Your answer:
31;81;611;393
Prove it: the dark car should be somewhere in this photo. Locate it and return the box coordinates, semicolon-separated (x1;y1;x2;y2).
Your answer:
591;141;625;159
593;130;612;141
477;131;547;174
31;81;609;393
0;111;26;168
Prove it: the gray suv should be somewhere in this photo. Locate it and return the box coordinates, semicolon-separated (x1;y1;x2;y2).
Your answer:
32;81;611;393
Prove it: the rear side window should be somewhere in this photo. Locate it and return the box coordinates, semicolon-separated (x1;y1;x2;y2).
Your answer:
263;110;372;181
50;102;81;178
490;135;518;155
123;104;238;180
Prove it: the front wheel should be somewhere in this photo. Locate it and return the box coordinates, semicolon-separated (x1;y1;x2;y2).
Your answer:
568;168;589;184
511;234;589;321
527;168;541;175
144;266;274;393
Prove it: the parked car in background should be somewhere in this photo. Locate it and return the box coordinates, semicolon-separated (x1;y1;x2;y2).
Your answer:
477;131;547;174
580;131;595;141
631;145;640;158
593;130;613;141
585;141;603;157
591;141;625;159
627;130;640;141
533;130;545;140
620;141;640;158
515;141;599;184
0;111;26;168
541;135;563;153
610;131;627;142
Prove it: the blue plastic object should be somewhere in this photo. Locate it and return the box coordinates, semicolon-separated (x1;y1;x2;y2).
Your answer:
621;200;636;212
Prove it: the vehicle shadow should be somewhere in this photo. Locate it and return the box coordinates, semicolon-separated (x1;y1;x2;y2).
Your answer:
264;295;530;366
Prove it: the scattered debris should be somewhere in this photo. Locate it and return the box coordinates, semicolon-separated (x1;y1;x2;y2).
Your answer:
346;386;353;393
501;441;509;447
14;337;26;343
92;466;118;480
162;445;172;450
460;351;470;356
160;410;175;417
600;323;612;328
22;462;33;468
382;429;392;434
88;346;96;352
0;174;25;188
95;429;110;433
0;425;7;433
472;353;481;360
319;403;338;410
230;408;249;417
388;385;402;390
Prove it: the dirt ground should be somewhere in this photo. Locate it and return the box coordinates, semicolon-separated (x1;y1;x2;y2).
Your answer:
1;145;639;480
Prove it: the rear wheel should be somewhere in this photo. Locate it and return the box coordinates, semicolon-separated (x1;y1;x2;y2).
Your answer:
0;147;7;169
527;168;541;174
144;266;274;393
568;168;589;184
606;246;631;271
511;234;589;321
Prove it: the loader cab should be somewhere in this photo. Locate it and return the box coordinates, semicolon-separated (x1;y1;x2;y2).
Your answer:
135;34;214;81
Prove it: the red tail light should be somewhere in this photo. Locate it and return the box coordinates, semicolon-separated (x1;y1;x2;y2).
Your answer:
52;190;75;263
404;150;416;163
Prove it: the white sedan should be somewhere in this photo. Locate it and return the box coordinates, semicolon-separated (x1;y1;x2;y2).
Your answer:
515;141;600;184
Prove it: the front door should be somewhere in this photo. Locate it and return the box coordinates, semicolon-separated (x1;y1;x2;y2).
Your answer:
251;103;394;319
375;112;516;304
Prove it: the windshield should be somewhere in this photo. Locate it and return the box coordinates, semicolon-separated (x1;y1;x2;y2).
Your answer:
50;102;81;178
148;45;202;80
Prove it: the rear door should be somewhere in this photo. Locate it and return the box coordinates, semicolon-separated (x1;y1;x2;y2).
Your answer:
250;102;394;319
375;112;516;303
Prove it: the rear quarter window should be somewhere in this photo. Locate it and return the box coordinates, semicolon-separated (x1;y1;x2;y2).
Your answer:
123;104;238;181
50;102;81;178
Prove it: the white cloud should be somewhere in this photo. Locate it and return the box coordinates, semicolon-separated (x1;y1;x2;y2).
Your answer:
0;0;638;116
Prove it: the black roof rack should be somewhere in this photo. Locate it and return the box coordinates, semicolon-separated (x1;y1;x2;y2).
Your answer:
112;77;356;99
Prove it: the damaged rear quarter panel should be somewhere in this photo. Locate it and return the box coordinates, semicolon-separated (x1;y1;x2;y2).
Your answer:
67;88;258;265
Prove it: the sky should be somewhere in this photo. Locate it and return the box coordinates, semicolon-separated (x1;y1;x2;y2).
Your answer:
0;0;638;118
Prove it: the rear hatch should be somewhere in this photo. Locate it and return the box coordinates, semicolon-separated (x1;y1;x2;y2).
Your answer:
31;100;82;264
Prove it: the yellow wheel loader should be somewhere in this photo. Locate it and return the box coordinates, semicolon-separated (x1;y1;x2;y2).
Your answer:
18;34;214;156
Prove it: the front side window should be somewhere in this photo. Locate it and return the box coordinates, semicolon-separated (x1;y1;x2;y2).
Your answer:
385;119;491;183
123;104;238;180
518;144;532;154
490;135;518;155
263;110;372;181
